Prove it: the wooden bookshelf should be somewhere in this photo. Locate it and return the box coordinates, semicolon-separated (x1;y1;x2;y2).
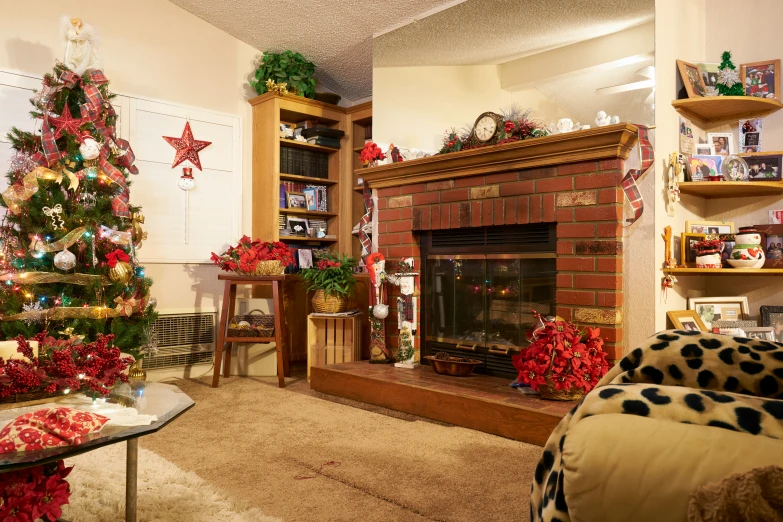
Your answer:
346;102;372;259
280;138;340;154
279;208;338;218
280;173;337;185
672;96;783;126
679;181;783;198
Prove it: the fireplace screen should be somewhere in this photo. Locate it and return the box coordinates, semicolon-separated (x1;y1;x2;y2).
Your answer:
424;253;556;378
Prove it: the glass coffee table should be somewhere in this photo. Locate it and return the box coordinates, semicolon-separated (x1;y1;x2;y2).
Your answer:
0;382;194;522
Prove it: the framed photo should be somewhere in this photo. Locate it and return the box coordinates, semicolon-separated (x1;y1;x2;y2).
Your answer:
709;233;735;267
696;63;720;94
739;118;762;153
686;220;734;235
707;132;733;156
667;310;708;332
695;143;713;155
287;192;306;209
754;225;783;268
287;216;309;236
741;153;783;181
680;233;705;267
302;188;318;211
689;296;749;330
298;249;313;269
741;327;776;342
677;60;708;98
687;155;722;181
760;306;783;342
741;60;781;101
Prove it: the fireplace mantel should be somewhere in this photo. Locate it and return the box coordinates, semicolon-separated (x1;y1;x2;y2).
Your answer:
358;123;640;189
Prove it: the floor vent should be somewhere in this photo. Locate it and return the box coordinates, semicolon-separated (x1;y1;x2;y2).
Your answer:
144;312;215;370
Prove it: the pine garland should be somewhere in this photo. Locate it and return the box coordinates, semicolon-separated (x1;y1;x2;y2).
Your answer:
396;327;414;363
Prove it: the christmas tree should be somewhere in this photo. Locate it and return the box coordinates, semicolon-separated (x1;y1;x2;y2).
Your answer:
0;21;155;357
717;51;745;96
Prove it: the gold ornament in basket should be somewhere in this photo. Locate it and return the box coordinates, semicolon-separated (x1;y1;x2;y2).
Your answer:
236;260;284;277
228;309;275;338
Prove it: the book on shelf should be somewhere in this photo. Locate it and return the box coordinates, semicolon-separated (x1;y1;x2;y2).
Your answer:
279;146;329;179
279;183;286;208
364;125;372;140
306;136;341;149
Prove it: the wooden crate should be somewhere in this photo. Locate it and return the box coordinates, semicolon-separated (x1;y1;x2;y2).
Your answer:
307;315;362;380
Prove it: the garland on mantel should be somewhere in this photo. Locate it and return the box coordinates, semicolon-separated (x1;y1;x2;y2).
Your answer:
439;107;548;154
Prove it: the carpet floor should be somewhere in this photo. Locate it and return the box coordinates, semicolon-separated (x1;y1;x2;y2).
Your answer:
139;369;541;522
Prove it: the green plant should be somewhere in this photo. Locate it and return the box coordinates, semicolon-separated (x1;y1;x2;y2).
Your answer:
300;251;357;298
250;51;316;99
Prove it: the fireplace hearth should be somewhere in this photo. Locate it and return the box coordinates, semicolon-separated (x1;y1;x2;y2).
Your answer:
421;224;556;378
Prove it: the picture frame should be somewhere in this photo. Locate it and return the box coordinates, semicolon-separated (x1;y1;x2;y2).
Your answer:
754;225;783;268
686;220;734;235
287;192;307;209
760;305;783;342
298;249;313;269
712;319;759;330
689;296;750;330
738;118;762;153
706;233;735;267
302;187;318;211
687;155;722;181
286;216;309;236
677;60;708;98
680;233;706;267
741;59;781;101
741;153;783;181
741;327;776;342
667;310;708;332
696;62;720;95
707;132;734;156
695;143;713;155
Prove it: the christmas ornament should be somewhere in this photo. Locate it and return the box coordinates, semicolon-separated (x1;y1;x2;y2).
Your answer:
22;301;44;325
78;134;101;161
53;248;77;271
717;51;745;96
79;191;97;209
11;258;25;269
106;248;132;284
42;204;65;230
47;103;86;141
113;296;137;317
178;167;196;191
162;122;211;170
130;212;147;249
62;16;101;75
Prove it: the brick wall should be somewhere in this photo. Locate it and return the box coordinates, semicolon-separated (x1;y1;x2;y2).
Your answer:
373;158;626;362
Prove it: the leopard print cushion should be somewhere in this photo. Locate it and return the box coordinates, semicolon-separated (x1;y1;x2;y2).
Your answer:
530;330;783;522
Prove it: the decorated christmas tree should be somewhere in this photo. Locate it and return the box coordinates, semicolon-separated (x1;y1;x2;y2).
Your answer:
0;18;155;357
717;51;745;96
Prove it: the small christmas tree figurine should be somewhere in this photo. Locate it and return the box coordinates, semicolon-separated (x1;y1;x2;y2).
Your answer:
717;51;745;96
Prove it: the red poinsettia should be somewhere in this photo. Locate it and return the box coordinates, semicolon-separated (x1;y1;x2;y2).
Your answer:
0;460;72;521
359;142;386;165
512;313;609;394
210;236;295;274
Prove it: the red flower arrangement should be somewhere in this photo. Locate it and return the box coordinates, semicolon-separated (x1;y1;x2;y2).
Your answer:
0;460;72;521
512;313;609;397
210;236;295;274
0;332;132;399
359;142;386;166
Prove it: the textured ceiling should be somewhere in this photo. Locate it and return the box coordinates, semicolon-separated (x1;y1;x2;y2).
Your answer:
535;57;655;127
167;0;459;101
374;0;655;67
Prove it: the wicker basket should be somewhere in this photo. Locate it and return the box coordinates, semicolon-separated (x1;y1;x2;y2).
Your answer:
0;392;69;411
311;290;347;313
538;378;585;401
236;260;284;277
228;309;275;338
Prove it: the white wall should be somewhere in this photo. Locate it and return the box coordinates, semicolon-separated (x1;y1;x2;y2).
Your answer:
372;64;572;152
0;0;259;311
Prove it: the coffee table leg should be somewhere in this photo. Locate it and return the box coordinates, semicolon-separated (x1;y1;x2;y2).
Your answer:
126;438;138;522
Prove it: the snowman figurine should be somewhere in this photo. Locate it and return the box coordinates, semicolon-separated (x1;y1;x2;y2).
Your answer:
79;133;101;162
178;167;195;191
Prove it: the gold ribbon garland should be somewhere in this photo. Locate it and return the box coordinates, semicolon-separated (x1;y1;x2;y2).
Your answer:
1;302;142;322
0;271;108;286
29;227;88;253
2;165;80;214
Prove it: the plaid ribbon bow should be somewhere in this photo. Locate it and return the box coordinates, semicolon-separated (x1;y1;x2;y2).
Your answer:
99;143;131;217
620;125;654;225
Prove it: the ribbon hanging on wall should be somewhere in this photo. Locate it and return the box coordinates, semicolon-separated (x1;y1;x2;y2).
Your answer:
621;125;655;225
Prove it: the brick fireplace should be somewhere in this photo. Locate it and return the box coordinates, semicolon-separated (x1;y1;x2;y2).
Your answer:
361;123;640;364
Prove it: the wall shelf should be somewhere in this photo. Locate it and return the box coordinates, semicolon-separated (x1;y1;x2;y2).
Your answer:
279;173;337;185
280;236;339;243
663;267;783;275
279;208;338;218
672;96;783;125
353;185;364;193
679;181;783;198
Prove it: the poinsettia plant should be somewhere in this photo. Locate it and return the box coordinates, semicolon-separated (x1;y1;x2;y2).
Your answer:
300;251;357;297
512;313;609;394
0;332;132;398
210;236;295;274
0;459;72;521
359;142;386;165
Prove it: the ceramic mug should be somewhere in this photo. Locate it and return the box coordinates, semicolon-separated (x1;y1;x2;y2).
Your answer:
696;253;722;268
735;233;761;245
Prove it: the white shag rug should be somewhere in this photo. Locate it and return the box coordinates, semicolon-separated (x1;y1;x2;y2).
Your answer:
61;443;281;522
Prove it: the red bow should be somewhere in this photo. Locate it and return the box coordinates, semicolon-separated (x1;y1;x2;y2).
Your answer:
105;249;130;268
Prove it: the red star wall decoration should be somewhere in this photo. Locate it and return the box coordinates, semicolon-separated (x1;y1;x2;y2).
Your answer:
162;121;212;171
48;104;86;141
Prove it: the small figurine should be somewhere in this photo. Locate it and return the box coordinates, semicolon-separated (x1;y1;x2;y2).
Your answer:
61;17;100;75
595;111;611;127
662;226;677;268
178;167;195;191
556;118;575;133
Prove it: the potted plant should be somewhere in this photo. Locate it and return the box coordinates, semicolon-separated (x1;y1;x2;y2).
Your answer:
300;251;356;313
210;236;295;276
250;50;316;99
512;313;609;401
359;142;385;167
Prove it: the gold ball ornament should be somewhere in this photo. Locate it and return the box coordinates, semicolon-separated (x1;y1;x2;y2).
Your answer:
131;212;147;249
109;260;133;284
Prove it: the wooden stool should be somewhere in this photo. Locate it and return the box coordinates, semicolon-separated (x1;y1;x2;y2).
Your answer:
212;275;290;388
306;314;361;380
